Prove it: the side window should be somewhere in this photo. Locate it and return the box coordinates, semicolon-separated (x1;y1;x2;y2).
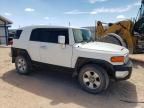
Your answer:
14;30;22;39
30;29;40;41
40;28;69;44
30;28;69;44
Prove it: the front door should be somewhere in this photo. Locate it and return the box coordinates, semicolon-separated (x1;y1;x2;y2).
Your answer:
39;28;72;67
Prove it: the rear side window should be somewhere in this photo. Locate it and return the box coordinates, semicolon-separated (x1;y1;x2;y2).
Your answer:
30;29;40;41
30;28;69;44
14;30;22;39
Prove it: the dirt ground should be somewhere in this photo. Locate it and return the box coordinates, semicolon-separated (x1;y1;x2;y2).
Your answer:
130;54;144;62
0;47;144;108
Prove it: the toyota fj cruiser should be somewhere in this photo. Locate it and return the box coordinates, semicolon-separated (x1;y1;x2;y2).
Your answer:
11;25;132;94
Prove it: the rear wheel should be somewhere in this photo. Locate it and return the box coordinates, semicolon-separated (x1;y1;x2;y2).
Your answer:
101;35;122;46
101;34;134;53
15;56;31;75
78;64;109;94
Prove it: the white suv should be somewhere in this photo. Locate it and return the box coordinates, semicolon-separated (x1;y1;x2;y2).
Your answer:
11;25;132;94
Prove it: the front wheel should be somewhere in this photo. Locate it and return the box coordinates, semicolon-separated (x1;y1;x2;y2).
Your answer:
78;64;109;94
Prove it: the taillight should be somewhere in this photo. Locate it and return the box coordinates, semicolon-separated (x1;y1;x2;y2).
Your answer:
9;40;13;45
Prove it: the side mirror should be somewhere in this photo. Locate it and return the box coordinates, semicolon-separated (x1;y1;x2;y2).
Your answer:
58;35;65;44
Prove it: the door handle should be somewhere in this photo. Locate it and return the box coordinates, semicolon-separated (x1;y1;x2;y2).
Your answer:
40;46;47;48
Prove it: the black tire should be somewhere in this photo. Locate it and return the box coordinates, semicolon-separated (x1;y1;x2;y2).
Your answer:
78;64;109;94
15;55;32;75
101;35;122;46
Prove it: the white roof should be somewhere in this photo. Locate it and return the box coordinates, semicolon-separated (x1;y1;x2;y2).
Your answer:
18;25;88;30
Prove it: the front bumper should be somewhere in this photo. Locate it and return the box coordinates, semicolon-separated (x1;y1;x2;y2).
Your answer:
113;61;132;81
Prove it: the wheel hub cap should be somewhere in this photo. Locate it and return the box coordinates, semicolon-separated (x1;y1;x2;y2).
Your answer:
83;71;101;89
89;77;95;83
17;58;26;72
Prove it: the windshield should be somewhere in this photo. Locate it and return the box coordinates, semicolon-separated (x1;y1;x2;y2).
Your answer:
73;29;93;43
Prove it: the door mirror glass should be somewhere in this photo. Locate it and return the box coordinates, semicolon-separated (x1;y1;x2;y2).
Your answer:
58;35;65;44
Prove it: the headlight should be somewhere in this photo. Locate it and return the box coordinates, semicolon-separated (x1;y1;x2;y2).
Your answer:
111;56;125;63
124;54;129;63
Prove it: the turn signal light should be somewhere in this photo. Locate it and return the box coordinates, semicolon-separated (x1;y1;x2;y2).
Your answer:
111;56;124;62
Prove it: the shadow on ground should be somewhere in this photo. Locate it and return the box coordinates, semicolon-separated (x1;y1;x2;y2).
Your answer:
1;69;138;108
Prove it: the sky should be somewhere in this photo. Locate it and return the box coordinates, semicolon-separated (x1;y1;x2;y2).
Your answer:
0;0;142;29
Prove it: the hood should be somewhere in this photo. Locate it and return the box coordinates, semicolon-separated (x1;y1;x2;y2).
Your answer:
74;42;129;54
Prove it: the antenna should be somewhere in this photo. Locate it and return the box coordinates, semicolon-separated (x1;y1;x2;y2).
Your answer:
69;22;71;26
95;20;98;41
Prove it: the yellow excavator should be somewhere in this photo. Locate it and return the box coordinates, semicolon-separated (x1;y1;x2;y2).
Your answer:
96;0;144;53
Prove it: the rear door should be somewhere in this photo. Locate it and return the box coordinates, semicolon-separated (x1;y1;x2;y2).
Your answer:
39;28;72;67
27;29;41;62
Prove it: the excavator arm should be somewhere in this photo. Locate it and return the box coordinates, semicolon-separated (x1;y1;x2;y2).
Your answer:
134;0;144;35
